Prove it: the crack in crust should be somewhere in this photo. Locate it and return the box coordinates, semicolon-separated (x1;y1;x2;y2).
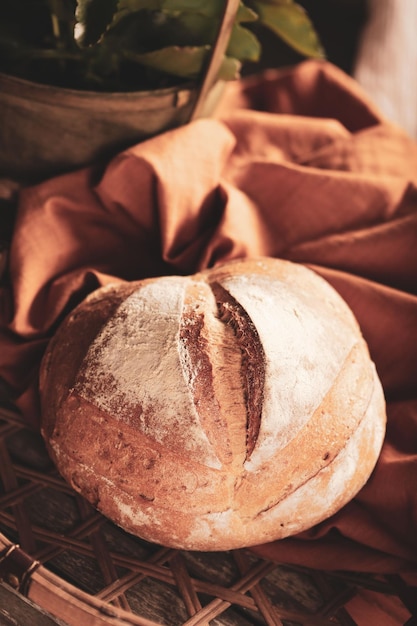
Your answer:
210;281;265;458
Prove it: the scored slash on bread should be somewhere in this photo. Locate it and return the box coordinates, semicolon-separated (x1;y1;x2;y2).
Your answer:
39;257;386;551
212;280;265;458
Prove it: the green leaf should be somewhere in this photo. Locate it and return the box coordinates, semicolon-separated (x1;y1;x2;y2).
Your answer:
126;45;240;81
227;23;261;63
156;0;258;22
105;7;259;57
126;45;207;79
114;0;254;19
161;12;218;47
109;0;257;32
249;0;297;5
116;0;219;14
103;11;209;54
249;0;324;58
105;10;216;51
217;55;242;80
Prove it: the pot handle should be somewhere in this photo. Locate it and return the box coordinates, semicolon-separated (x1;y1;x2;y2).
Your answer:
189;0;241;121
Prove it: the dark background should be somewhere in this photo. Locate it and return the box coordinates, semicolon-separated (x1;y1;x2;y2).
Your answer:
245;0;368;76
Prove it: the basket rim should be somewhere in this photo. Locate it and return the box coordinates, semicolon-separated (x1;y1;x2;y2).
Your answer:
0;535;164;626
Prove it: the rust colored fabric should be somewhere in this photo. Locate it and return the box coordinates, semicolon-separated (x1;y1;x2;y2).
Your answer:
1;60;417;587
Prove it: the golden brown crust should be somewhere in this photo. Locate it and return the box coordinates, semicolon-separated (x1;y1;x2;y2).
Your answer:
40;282;138;440
39;258;387;550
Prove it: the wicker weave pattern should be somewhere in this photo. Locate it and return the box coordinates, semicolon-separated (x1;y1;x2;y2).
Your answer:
1;404;415;626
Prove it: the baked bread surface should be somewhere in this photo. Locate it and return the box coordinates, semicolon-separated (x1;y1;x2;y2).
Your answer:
40;257;386;550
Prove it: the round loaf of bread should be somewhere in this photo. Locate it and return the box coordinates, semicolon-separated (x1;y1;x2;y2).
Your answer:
40;257;386;551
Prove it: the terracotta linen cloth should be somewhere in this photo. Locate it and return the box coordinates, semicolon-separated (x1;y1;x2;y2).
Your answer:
1;59;417;588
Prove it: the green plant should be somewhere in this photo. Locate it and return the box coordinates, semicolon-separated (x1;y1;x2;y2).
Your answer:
0;0;323;91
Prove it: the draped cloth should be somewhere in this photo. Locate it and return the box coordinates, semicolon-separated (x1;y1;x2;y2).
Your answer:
1;61;417;615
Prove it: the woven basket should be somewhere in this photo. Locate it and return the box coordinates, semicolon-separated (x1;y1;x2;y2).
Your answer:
1;402;416;626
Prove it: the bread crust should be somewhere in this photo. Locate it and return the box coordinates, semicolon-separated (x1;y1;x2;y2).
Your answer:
40;258;386;550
